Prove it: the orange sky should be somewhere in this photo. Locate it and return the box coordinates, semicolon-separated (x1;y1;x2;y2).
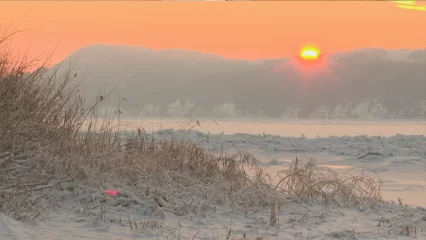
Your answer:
1;1;425;65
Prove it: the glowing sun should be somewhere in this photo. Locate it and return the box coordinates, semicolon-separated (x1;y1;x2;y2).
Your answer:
300;46;320;60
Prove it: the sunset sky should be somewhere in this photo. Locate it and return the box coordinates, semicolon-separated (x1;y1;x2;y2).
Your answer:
1;1;425;65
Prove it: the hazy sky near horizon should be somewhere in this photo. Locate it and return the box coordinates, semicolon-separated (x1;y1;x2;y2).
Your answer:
1;1;425;65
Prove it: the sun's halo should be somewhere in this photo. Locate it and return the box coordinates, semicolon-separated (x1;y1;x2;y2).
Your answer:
300;46;320;60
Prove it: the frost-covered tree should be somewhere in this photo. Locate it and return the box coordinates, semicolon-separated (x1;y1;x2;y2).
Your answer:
280;106;301;119
139;104;162;117
351;97;388;119
212;103;241;118
165;99;195;117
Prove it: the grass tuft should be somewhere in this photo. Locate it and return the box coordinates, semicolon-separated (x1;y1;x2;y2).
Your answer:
275;158;382;206
0;29;384;222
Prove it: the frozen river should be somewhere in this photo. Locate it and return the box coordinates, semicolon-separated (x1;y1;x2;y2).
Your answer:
119;118;426;138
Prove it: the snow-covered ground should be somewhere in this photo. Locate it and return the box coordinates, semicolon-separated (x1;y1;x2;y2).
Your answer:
149;130;426;207
149;129;426;159
2;197;425;240
2;130;426;239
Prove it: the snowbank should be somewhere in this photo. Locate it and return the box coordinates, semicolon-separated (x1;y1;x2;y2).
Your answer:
143;130;426;159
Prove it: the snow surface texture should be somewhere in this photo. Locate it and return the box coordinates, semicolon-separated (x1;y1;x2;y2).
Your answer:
1;186;426;240
147;130;426;159
146;130;426;207
1;131;426;240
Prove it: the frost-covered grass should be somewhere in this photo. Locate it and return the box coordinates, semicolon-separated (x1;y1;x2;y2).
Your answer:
2;30;426;240
1;29;384;218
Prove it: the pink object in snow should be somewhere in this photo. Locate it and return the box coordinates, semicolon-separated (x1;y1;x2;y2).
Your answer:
104;189;120;197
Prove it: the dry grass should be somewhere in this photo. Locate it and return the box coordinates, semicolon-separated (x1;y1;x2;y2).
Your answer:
0;30;91;218
274;158;382;206
0;29;385;221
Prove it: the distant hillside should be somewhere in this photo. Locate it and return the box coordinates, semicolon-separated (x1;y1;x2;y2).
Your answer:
51;45;426;119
